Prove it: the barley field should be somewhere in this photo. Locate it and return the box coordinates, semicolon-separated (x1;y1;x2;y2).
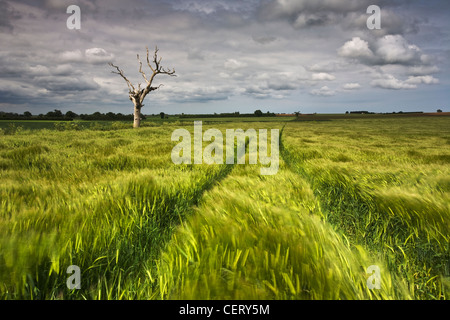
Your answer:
0;116;449;300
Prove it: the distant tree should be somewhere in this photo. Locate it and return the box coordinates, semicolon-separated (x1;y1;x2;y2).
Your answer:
92;112;103;120
160;112;165;119
105;112;116;120
437;109;443;113
46;109;63;119
109;46;176;128
254;109;263;117
23;111;32;118
65;110;78;119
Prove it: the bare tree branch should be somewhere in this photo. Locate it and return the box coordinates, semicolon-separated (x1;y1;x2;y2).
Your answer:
146;46;177;77
137;54;149;84
108;62;135;93
139;84;163;104
146;47;156;73
139;46;176;103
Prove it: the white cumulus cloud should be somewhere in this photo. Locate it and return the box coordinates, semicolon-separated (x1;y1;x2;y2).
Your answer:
85;48;115;64
371;74;417;90
343;83;361;90
311;72;336;81
375;35;424;65
405;75;439;85
338;37;373;60
310;85;336;96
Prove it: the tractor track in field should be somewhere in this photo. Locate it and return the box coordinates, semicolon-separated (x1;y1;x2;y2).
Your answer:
279;123;450;300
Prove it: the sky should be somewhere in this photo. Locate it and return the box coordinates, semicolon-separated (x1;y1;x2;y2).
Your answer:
0;0;449;115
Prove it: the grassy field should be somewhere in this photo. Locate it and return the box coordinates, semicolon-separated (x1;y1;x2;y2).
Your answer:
282;117;450;299
0;116;449;299
0;117;295;134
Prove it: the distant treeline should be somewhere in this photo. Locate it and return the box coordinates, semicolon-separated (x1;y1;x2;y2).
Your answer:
0;109;277;121
179;110;276;118
0;110;136;121
346;110;425;114
78;112;136;121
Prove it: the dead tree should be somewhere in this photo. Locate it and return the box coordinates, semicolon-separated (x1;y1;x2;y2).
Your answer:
109;46;176;128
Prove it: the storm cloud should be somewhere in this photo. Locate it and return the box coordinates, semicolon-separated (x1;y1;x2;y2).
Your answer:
0;0;449;114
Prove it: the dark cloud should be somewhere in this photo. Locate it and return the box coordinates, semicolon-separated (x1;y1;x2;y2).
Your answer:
187;48;206;61
252;35;277;45
33;76;99;92
257;0;370;28
168;86;232;103
13;0;99;13
0;0;22;32
0;0;449;114
256;0;425;39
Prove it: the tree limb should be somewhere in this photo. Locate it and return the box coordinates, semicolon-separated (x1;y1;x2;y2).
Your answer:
109;62;135;93
146;47;156;73
139;84;163;104
137;54;149;84
146;46;177;77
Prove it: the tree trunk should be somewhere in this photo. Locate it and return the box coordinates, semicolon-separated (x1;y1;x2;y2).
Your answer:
133;103;142;128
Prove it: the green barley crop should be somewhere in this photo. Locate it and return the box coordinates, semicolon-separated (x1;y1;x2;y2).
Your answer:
0;117;448;300
0;124;229;299
281;117;450;299
154;164;412;299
